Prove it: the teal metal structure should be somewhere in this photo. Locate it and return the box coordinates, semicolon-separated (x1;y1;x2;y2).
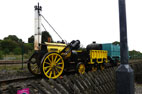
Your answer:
102;43;120;60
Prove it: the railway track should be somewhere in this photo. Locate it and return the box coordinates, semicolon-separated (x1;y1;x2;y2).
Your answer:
0;59;141;64
0;60;27;64
0;76;37;83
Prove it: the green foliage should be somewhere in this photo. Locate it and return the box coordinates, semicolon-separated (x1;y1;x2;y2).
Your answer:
0;35;23;55
112;41;120;45
23;43;34;54
42;31;53;43
0;51;3;59
129;50;142;59
13;47;21;55
28;31;53;43
0;35;34;57
1;40;18;54
0;35;35;60
3;48;9;55
4;35;22;43
28;35;34;43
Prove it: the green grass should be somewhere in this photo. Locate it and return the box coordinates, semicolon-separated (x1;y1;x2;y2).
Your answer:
1;53;33;61
0;64;27;71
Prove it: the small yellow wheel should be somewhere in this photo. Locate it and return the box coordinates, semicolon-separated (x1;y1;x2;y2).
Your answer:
77;63;85;74
41;52;64;79
100;64;105;70
92;66;97;72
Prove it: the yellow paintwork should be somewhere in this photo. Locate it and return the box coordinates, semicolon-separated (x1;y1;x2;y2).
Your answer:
78;64;85;74
42;53;64;79
100;64;105;70
45;42;66;53
92;66;97;72
89;50;108;64
74;50;82;52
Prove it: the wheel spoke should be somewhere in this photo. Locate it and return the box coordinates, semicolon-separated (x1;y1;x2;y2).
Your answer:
57;62;62;65
55;68;59;73
47;57;52;63
54;55;58;62
53;70;56;77
44;66;51;70
51;55;54;62
56;66;62;69
32;66;38;71
45;68;52;74
45;62;50;65
55;58;61;64
49;71;52;78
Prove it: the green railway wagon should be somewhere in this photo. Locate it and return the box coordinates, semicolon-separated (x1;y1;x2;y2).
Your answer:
102;43;120;66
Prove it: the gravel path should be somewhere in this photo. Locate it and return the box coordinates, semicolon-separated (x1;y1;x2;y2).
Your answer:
135;84;142;94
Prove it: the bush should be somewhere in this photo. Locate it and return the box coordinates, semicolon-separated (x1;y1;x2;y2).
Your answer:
13;47;22;55
0;51;3;59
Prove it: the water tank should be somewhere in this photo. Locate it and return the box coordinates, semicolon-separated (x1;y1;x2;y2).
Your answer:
86;41;102;51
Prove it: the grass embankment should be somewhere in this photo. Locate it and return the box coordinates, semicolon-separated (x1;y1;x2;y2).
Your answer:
2;53;32;61
0;64;27;71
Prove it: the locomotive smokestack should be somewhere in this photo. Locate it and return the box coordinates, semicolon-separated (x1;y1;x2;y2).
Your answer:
34;3;42;50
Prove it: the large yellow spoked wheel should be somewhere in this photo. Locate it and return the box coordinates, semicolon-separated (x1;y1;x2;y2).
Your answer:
77;63;85;74
41;52;64;79
100;64;105;70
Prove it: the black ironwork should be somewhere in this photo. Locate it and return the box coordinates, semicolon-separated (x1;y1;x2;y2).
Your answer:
116;0;134;94
21;43;24;69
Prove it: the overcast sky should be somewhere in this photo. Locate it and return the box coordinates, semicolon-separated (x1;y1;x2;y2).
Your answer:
0;0;142;52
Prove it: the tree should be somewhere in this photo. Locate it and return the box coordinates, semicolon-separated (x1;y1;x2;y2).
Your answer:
4;35;22;43
28;35;34;43
0;51;3;59
42;31;53;43
13;47;21;55
112;41;120;45
0;39;18;53
129;50;142;59
28;31;53;43
23;43;34;53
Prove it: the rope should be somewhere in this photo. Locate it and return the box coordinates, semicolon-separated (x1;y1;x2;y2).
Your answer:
40;14;64;41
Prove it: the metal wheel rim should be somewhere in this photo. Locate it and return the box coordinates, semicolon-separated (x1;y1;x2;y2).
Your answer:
42;53;64;79
92;66;97;72
100;64;105;70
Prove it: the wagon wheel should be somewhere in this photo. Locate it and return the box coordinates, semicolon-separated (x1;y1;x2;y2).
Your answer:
41;52;64;79
100;64;105;70
92;66;97;72
77;63;85;74
27;54;41;76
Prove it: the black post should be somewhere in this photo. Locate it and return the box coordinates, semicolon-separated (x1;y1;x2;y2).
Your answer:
116;0;134;94
21;43;24;69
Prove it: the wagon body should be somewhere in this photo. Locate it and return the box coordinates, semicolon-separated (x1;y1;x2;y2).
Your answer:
102;43;120;65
